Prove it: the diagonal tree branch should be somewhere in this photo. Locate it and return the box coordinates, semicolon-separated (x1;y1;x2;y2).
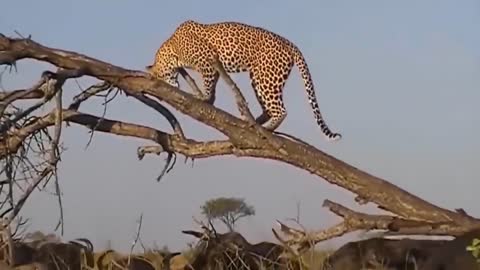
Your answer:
0;33;478;245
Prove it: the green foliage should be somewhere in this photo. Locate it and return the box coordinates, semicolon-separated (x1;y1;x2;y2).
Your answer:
200;197;255;232
466;238;480;264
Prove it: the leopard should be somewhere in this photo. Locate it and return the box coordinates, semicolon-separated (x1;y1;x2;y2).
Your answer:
146;20;342;141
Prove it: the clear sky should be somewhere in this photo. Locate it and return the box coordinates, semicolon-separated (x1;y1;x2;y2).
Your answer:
1;0;479;252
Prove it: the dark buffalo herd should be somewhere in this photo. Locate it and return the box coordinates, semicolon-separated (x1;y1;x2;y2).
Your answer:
2;227;480;269
0;227;302;270
180;228;302;270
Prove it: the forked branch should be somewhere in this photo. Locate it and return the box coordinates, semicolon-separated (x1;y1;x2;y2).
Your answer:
275;199;479;253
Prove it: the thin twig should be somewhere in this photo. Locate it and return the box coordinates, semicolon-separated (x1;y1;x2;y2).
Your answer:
0;74;48;117
84;87;116;149
7;166;53;222
51;84;64;235
0;68;81;230
67;81;112;111
0;82;54;134
128;213;144;265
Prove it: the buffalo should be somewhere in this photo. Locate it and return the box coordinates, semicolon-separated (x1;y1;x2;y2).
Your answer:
418;228;480;270
322;236;448;270
182;227;301;270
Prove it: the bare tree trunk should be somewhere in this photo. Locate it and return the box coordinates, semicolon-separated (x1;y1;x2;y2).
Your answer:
0;33;477;252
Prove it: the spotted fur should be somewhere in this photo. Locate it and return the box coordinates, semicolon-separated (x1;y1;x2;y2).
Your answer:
146;20;341;141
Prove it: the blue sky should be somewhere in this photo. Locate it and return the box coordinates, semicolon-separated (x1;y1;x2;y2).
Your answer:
1;0;479;251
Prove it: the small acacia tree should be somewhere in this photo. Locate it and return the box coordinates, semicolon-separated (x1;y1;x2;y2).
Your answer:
200;197;255;232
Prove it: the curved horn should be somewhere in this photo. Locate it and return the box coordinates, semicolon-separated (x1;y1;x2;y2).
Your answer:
69;238;94;251
181;230;204;239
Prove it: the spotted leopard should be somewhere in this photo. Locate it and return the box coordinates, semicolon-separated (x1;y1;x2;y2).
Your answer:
146;20;342;141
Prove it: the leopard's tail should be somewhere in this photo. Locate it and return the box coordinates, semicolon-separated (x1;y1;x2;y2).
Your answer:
292;45;342;141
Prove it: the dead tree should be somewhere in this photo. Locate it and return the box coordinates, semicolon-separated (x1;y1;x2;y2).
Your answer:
0;31;478;260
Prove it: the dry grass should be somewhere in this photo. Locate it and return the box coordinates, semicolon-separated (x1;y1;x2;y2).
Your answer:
170;245;335;270
300;249;333;269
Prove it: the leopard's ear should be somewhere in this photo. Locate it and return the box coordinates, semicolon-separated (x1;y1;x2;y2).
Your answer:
145;64;153;71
